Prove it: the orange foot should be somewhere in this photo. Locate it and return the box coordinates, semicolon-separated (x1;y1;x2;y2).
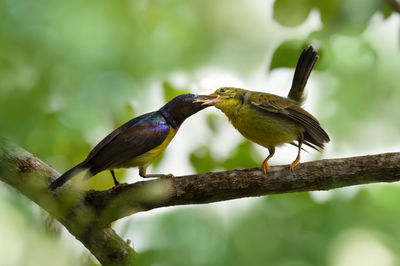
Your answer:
289;158;300;171
261;161;269;175
112;183;128;190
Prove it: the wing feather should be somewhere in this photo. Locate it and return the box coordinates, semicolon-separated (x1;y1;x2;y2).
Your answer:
249;93;330;148
83;111;170;174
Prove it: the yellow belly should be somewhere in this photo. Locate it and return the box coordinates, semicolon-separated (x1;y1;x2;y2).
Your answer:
226;105;303;148
125;126;177;169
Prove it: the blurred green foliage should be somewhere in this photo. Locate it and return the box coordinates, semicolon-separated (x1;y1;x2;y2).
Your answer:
134;187;400;266
1;0;400;265
273;0;391;34
190;140;261;173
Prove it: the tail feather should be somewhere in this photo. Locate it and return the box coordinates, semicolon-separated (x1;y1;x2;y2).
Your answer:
49;162;86;191
304;131;328;151
288;46;318;105
289;140;320;151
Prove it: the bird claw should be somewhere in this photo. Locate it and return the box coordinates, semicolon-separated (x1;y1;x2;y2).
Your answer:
161;173;174;178
142;173;174;179
261;161;269;175
289;158;300;171
112;182;128;190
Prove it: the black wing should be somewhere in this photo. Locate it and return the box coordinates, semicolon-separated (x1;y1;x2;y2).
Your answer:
83;111;170;176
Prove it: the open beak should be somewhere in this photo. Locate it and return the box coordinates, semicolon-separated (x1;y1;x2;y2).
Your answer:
194;94;226;105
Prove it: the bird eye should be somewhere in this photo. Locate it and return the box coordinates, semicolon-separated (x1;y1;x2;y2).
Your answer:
219;88;226;93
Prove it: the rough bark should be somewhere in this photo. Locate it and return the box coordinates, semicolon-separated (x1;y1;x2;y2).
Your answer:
1;137;400;264
86;152;400;224
0;138;136;266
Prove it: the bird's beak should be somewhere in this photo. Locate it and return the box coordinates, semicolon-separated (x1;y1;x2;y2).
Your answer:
194;94;226;105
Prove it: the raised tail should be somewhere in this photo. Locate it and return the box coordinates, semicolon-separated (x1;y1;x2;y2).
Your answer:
49;162;87;191
288;46;318;105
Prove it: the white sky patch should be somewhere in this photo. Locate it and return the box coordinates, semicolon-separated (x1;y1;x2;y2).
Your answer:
194;67;245;93
363;13;400;58
310;186;361;204
328;229;397;266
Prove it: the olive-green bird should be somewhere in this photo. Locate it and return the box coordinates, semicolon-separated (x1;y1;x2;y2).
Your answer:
198;46;330;173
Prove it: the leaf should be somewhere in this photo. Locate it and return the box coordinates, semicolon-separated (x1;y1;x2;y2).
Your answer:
162;81;190;102
273;0;313;27
273;0;391;35
270;40;311;70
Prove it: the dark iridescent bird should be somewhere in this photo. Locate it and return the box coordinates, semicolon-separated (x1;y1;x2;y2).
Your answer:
49;93;210;190
198;46;329;173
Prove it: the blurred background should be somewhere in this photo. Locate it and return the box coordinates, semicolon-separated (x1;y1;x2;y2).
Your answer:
1;0;400;265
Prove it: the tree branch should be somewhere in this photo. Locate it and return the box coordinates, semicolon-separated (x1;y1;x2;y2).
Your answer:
86;152;400;224
0;138;136;266
1;137;400;264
